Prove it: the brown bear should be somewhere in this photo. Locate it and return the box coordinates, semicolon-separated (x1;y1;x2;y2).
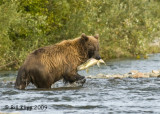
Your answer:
15;33;101;89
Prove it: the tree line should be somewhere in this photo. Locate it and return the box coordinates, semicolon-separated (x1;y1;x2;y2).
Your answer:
0;0;160;70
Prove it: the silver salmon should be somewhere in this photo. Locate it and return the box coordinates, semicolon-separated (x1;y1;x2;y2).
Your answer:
77;58;106;71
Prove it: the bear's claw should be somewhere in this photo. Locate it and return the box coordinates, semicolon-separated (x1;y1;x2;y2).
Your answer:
76;78;86;86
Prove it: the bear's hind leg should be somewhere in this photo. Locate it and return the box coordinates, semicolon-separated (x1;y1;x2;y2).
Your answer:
15;67;30;90
15;80;30;90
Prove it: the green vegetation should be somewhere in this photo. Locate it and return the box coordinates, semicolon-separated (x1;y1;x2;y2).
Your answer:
0;0;160;70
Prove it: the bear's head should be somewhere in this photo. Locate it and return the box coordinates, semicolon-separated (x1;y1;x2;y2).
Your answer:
81;33;101;60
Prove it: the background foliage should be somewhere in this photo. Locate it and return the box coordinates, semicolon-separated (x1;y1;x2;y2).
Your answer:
0;0;160;70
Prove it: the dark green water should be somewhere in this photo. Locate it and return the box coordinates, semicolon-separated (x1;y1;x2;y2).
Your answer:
0;54;160;114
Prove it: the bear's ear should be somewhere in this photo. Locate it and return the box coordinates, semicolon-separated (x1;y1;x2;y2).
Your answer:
94;34;99;39
81;33;88;41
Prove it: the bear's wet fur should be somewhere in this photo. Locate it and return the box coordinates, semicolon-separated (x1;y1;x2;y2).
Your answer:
15;33;101;89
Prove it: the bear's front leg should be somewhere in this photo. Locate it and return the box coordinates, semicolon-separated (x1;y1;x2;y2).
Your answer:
74;74;86;85
63;73;86;85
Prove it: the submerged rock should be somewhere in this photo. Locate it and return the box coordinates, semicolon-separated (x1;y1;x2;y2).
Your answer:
152;70;159;74
131;72;149;78
112;74;124;79
129;70;139;75
86;70;160;79
149;73;159;77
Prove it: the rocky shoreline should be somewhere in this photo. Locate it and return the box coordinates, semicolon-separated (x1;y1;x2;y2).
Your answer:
86;70;160;79
1;70;160;86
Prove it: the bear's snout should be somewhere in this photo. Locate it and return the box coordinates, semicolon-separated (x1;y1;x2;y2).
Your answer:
95;55;101;60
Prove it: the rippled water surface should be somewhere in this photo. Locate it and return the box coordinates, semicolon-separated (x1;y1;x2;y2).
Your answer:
0;54;160;114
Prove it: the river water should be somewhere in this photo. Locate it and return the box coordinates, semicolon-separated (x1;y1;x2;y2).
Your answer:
0;53;160;114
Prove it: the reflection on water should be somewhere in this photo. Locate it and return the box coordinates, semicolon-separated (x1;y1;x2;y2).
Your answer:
0;53;160;113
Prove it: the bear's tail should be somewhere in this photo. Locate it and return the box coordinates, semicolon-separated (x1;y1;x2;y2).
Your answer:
15;66;30;90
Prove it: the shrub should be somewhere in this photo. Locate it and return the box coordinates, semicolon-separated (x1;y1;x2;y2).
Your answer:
0;0;160;70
